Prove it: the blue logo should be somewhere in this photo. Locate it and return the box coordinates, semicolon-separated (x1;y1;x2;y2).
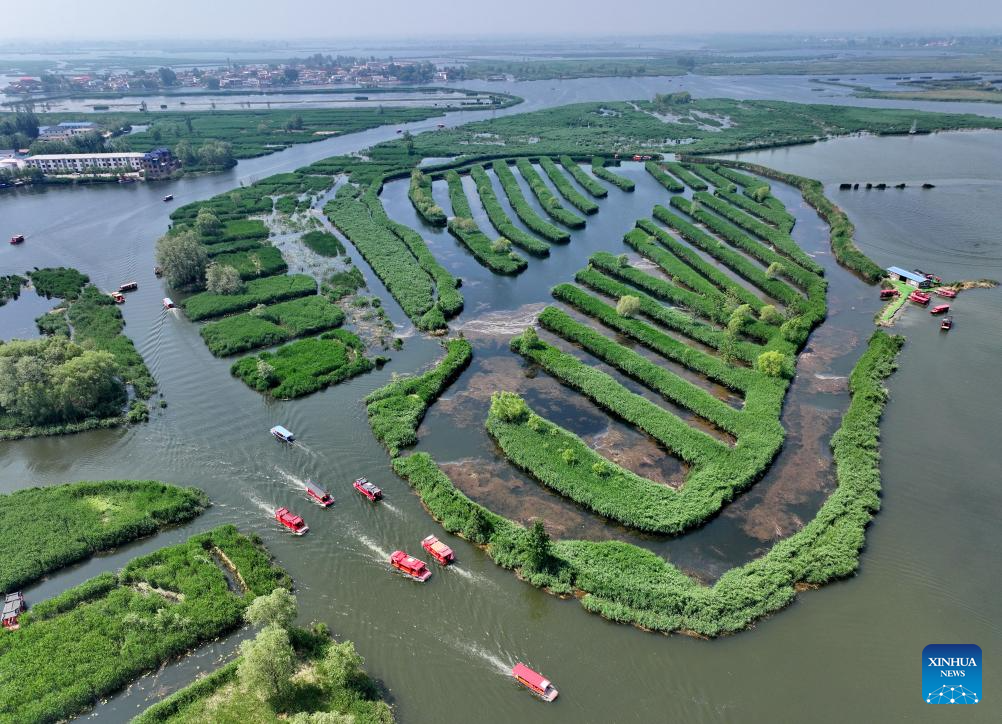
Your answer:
923;644;981;704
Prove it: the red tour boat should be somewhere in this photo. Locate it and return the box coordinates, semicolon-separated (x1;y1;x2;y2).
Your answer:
274;507;309;535
512;663;559;702
930;304;950;315
304;478;334;508
119;281;138;292
389;550;432;582
940;316;954;331
879;288;899;300
2;592;25;630
353;478;382;501
9;234;24;245
908;290;931;305
936;287;957;298
421;535;455;565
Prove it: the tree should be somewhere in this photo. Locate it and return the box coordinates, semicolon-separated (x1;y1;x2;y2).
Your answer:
490;391;529;423
196;140;235;168
155;230;208;289
616;295;640;318
727;304;754;335
490;237;511;253
284;114;304;131
318;640;364;689
463;506;493;543
245;588;298;629
174;139;196;165
157;67;178;87
759;304;783;324
283;67;300;83
766;262;785;280
521;520;552;572
402;130;415;155
194;208;222;236
238;625;295;703
205;264;242;294
756;350;787;378
205;76;220;90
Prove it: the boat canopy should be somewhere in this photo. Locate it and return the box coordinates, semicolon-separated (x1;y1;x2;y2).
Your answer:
271;425;294;440
513;663;551;690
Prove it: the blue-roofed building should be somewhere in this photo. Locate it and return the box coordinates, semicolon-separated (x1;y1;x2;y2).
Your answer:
37;121;99;140
887;266;933;288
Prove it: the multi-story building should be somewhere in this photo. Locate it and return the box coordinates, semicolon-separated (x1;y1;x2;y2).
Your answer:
36;121;100;141
22;148;179;178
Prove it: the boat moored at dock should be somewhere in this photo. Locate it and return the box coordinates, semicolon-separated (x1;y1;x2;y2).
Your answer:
512;663;559;702
936;287;957;298
390;551;432;581
908;290;931;305
2;592;26;631
421;535;455;565
270;425;295;443
110;292;125;304
305;478;334;507
275;507;309;535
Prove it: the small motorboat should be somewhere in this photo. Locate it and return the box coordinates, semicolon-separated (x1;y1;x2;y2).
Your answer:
936;287;957;298
353;478;382;501
940;316;954;331
512;663;559;702
110;291;126;304
304;478;334;508
908;290;931;305
930;304;950;315
163;297;175;309
2;592;26;631
879;288;899;300
119;281;138;292
389;550;432;582
9;234;25;245
154;266;163;277
270;425;295;443
421;535;455;565
163;194;174;202
275;507;309;535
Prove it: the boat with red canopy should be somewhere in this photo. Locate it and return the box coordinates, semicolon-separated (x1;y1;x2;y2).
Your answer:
930;304;950;315
389;551;432;582
275;507;309;535
512;663;559;702
908;290;931;305
940;316;954;331
304;478;334;508
421;535;455;565
936;287;957;298
353;478;382;501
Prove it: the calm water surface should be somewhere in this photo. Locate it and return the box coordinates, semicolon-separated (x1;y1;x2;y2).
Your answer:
0;84;1000;723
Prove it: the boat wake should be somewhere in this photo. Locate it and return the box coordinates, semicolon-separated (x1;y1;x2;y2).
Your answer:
276;468;309;491
247;495;276;517
451;639;512;677
450;566;497;588
381;501;405;518
356;534;391;562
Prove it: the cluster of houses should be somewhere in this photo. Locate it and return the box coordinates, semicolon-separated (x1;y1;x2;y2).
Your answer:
3;59;451;97
1;147;179;180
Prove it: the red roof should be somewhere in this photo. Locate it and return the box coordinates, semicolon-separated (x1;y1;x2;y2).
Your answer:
512;663;550;690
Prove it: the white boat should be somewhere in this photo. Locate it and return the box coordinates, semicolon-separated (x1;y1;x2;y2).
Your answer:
163;297;175;309
270;425;295;443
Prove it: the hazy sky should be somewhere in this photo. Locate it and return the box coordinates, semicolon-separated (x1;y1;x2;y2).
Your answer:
14;0;1002;40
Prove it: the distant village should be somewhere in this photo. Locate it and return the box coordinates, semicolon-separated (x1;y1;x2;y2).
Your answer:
3;57;459;97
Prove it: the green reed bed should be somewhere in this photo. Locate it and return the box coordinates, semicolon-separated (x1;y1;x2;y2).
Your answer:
660;161;708;191
445;171;527;275
0;525;288;724
514;158;586;228
469;164;551;256
183;274;317;321
644;160;683;193
231;329;373;399
0;480;208;592
199;296;345;357
715;188;795;233
538;156;600;214
492;160;571;242
681;163;737;193
366;338;472;456
591;157;635;191
559;155;607;197
209;245;288;281
408;169;447;226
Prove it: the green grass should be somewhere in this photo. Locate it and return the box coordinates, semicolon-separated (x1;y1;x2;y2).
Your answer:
231;329;374;399
0;525;289;723
182;274;317;321
300;230;346;257
366;338;472;456
0;480;208;591
199;296;345;356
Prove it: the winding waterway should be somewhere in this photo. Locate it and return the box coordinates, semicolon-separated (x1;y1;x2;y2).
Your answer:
1;79;1000;723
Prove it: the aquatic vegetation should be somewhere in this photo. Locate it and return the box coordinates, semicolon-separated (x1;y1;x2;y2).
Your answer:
0;275;26;306
28;267;89;300
660;161;707;191
714;188;795;233
300;230;346;257
681;163;737;193
492;159;570;242
538;156;599;213
209;244;288;281
514;158;586;228
0;480;208;591
445;171;527;274
366;338;472;456
469;164;550;256
408;168;446;226
231;329;374;398
645;161;683;193
182;274;317;321
199;296;345;356
559;155;607;197
0;525;289;723
591;157;635;191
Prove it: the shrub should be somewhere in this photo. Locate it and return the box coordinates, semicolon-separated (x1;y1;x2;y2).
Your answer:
615;294;640;317
205;263;243;294
756;350;787;377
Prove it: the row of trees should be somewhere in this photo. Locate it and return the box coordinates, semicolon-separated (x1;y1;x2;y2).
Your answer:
154;210;243;293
